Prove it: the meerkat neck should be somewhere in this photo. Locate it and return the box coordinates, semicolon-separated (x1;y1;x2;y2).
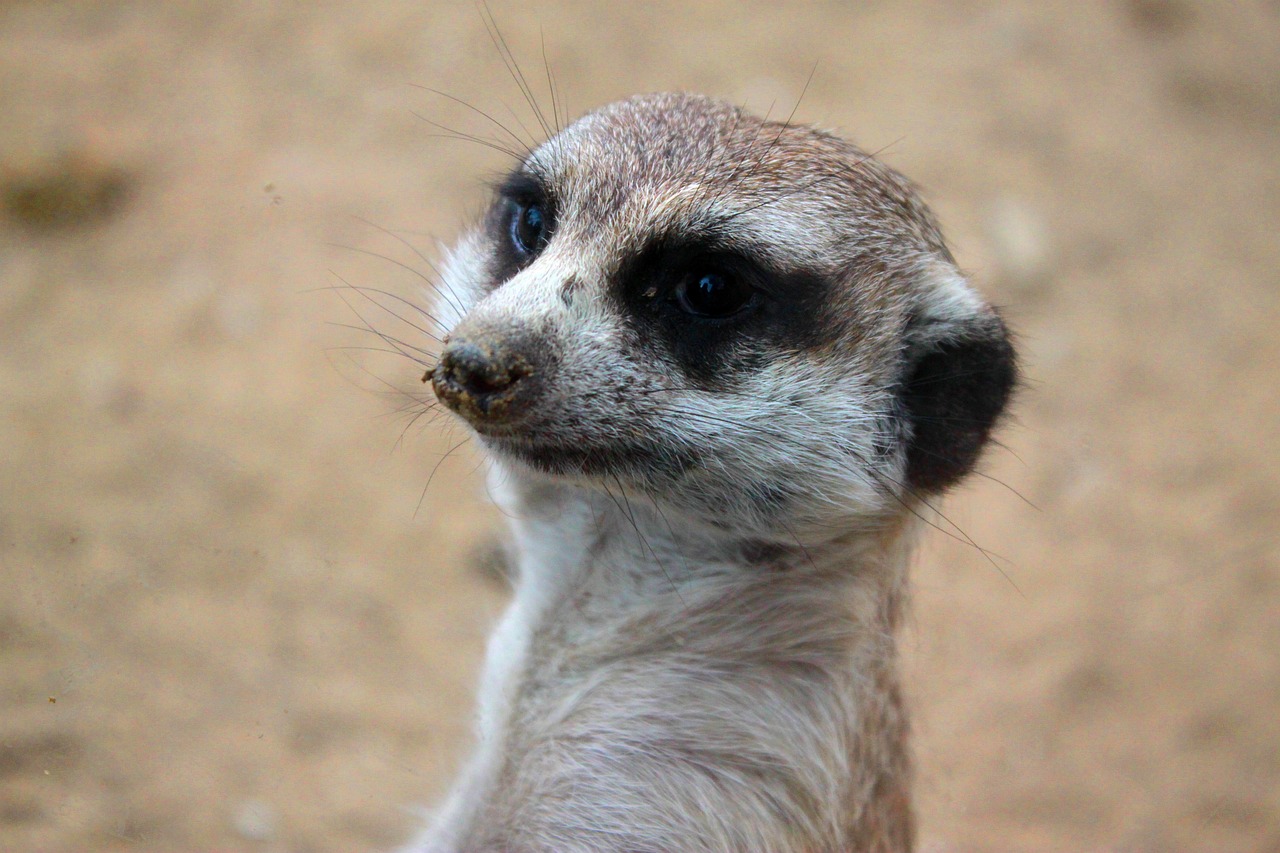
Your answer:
431;466;916;852
496;465;914;586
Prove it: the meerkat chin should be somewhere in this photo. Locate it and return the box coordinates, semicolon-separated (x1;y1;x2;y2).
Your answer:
409;92;1015;853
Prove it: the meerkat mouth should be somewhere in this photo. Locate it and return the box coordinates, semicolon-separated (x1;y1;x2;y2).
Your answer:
480;429;701;480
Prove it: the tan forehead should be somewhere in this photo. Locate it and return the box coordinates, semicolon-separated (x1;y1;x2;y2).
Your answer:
525;94;941;268
531;95;841;202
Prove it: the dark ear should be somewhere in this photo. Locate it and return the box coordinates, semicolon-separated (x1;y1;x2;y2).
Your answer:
900;311;1017;494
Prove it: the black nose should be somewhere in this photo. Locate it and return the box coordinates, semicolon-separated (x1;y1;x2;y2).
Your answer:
431;339;532;425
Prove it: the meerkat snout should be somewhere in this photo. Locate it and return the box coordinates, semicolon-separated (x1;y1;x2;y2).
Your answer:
432;332;539;428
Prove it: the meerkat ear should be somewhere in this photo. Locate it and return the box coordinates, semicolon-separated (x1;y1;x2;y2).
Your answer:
899;288;1017;495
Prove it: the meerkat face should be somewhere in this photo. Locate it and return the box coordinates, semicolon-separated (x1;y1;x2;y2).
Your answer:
429;93;1014;536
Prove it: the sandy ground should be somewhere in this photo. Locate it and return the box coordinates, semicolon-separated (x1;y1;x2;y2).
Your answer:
1;1;1278;850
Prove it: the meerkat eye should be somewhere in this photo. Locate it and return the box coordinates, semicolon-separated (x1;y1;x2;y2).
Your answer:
675;270;754;319
510;201;550;257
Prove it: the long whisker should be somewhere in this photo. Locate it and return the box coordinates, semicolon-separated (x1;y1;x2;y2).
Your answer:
406;84;535;158
411;111;528;161
418;435;472;518
326;242;456;327
313;282;445;344
324;277;438;371
480;1;554;141
602;475;685;604
350;216;468;321
539;29;562;135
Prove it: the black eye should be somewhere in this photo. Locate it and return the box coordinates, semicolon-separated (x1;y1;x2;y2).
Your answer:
675;271;754;318
510;202;549;257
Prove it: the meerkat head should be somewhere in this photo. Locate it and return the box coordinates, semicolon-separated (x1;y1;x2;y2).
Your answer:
429;93;1015;538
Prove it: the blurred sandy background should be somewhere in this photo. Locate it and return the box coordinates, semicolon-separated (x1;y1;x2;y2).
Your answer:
1;1;1277;850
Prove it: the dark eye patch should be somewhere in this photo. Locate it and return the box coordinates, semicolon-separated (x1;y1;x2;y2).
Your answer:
486;170;557;286
613;235;830;389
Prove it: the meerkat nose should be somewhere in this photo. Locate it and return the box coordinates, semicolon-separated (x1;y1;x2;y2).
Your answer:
431;337;534;426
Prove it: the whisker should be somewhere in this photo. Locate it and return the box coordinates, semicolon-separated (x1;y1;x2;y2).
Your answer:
406;84;534;158
862;464;1024;596
480;1;553;141
417;436;472;519
538;28;563;135
411;112;528;161
314;281;446;344
325;279;438;370
350;216;468;321
326;319;434;363
602;475;685;604
324;244;454;332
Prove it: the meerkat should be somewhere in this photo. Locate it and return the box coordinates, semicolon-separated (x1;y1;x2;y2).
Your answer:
405;92;1015;852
